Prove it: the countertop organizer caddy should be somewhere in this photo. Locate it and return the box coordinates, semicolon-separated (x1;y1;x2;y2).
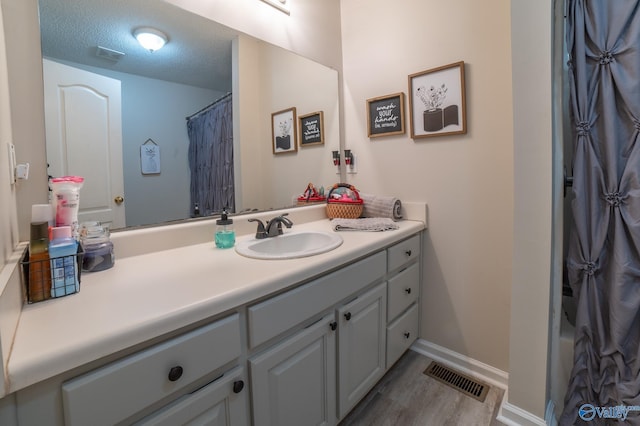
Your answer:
326;183;364;219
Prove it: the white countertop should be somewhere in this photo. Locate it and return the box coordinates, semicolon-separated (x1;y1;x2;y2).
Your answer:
7;215;425;393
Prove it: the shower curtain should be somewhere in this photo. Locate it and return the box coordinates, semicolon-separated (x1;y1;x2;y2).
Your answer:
562;1;640;424
187;94;234;216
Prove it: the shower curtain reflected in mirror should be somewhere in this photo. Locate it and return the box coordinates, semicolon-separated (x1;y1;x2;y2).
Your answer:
187;94;235;217
562;1;640;424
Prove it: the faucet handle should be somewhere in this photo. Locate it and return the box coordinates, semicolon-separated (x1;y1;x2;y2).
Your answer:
248;218;268;239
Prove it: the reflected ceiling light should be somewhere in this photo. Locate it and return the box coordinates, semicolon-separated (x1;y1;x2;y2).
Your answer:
133;27;168;52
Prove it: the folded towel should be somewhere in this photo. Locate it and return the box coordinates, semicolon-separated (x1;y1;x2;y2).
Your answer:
359;193;402;220
332;218;399;232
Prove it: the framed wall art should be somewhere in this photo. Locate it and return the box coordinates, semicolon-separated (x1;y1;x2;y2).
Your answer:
298;111;324;147
408;61;467;139
366;92;405;138
271;107;298;154
140;138;160;174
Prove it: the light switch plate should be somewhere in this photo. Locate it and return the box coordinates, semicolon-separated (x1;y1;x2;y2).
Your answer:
7;143;16;184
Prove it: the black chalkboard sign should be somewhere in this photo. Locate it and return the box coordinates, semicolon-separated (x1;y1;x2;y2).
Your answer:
298;111;324;146
367;93;405;138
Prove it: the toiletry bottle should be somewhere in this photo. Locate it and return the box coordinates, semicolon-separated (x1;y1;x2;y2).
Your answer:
215;208;235;249
50;176;84;239
80;223;115;272
49;226;79;297
29;221;52;302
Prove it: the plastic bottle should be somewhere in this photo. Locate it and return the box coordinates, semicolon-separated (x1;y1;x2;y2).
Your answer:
80;223;115;272
215;208;235;249
29;221;52;302
49;226;79;297
50;176;84;239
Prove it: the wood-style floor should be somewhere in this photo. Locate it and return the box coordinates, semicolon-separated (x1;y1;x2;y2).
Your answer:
340;350;505;426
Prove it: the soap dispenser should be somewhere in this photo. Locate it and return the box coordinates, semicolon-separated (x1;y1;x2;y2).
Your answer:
215;208;235;249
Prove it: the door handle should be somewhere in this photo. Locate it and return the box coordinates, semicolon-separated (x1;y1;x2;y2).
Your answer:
114;196;124;205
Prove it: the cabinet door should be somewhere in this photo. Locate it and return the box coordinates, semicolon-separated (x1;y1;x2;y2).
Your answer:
337;282;387;419
134;366;248;426
250;314;337;426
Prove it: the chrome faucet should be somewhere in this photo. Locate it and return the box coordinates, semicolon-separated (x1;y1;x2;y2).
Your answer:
248;213;293;239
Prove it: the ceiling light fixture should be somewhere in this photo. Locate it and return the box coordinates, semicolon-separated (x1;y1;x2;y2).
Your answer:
133;27;168;52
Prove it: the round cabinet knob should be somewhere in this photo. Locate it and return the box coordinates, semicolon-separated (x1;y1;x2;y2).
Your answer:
233;380;245;394
344;312;352;321
114;195;124;205
405;250;412;257
168;366;184;382
330;321;337;331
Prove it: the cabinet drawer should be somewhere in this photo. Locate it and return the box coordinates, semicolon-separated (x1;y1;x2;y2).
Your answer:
387;263;419;321
248;251;386;348
387;234;420;272
134;366;248;426
62;314;242;426
386;303;419;369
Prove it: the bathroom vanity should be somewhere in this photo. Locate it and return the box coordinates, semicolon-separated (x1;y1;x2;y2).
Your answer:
6;205;425;425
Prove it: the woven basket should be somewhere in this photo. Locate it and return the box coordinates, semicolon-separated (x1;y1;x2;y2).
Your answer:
326;183;364;219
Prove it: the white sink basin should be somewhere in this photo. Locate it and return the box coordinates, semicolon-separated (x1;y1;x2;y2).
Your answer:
235;231;343;260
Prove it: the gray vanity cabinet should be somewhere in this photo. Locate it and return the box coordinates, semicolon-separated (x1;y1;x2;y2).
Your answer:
133;366;248;426
250;314;337;426
55;314;246;426
11;231;422;426
386;235;421;368
337;282;387;418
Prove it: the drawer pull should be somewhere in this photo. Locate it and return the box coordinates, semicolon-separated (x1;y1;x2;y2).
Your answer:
330;321;337;331
404;332;411;339
233;380;245;394
405;288;412;294
344;312;352;321
405;250;412;257
168;366;184;382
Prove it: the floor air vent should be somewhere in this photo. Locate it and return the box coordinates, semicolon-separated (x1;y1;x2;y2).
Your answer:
424;361;490;402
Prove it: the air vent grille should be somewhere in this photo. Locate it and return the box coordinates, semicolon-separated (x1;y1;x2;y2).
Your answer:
424;361;490;402
96;46;125;62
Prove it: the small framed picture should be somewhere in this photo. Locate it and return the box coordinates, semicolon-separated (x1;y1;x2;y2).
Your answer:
408;61;467;139
140;139;160;174
271;107;298;154
298;111;324;147
366;92;405;138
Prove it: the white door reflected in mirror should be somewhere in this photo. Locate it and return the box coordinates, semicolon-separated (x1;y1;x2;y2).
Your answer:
43;59;126;229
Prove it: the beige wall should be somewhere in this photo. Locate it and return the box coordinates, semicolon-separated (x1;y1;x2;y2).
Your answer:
509;0;554;419
341;0;514;372
0;0;18;267
1;0;47;242
167;0;343;72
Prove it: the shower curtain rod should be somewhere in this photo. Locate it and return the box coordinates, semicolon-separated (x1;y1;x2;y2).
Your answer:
185;92;232;120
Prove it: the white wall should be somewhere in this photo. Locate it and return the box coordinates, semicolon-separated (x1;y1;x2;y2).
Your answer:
341;0;514;373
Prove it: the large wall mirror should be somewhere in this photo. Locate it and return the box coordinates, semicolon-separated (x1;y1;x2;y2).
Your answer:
39;0;340;231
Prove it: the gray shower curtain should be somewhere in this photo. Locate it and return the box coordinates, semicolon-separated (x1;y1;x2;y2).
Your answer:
562;1;640;424
187;94;234;216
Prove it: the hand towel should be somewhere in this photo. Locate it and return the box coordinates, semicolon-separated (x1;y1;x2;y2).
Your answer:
332;218;399;232
359;193;402;220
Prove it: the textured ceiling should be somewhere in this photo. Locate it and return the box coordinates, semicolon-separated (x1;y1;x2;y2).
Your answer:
38;0;237;91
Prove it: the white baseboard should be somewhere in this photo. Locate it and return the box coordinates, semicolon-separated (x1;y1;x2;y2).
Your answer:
496;393;548;426
411;339;548;426
411;338;508;389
